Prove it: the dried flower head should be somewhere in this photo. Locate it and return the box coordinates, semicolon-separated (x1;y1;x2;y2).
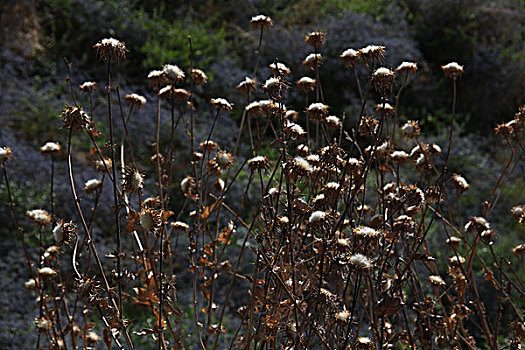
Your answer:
291;156;313;176
191;68;207;85
309;210;327;224
84;178;103;194
349;254;372;270
35;317;53;331
263;77;282;94
325;115;341;129
360;44;386;63
512;244;525;257
171;221;190;232
0;146;12;165
125;93;147;108
375;102;394;115
340;48;360;65
358;116;379;135
372;67;395;91
248;156;270;171
139;208;162;232
40;141;61;155
39;267;57;277
511;205;525;224
211;98;233;111
251;15;273;29
269;62;291;76
285;110;298;121
215;151;234;169
396;61;418;74
93;38;127;62
79;81;96;93
465;217;490;234
237;77;257;96
355;337;373;350
25;278;37;290
296;77;316;93
429;275;446;286
27;209;52;226
53;220;77;244
200;140;219;152
451;174;469;192
62;105;91;132
401;120;420;138
449;255;466;266
163;64;185;83
94;157;112;172
305;30;325;48
390;150;409;163
442;62;464;79
86;331;101;345
303;53;323;69
181;176;197;195
306;102;329;120
147;70;164;89
122;166;144;194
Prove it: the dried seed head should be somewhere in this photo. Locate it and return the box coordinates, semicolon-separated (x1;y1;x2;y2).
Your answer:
309;210;327;224
446;236;461;247
296;76;316;93
464;217;490;234
355;337;373;350
0;146;12;165
451;174;469;192
143;196;160;208
39;267;57;277
25;278;37;290
358;116;379;135
325;115;341;129
306;102;329;120
215;178;225;192
340;48;360;65
40;141;61;155
285;110;298;121
335;308;350;322
86;331;101;345
215;151;234;169
375;102;393;115
53;220;77;245
171;221;190;232
237;77;257;96
35;317;53;331
125;93;147;108
147;70;164;89
396;61;418;73
200;140;219;152
512;244;525;257
27;209;52;226
251;15;273;29
349;254;372;270
191;68;207;85
305;30;325;48
372;67;395;91
248;156;270;171
292;156;313;176
84;178;103;194
163;64;185;83
181;176;196;195
390;150;409;163
511;205;525;224
158;85;174;98
122;166;144;194
263;77;282;93
449;255;466;266
359;44;385;63
296;144;309;156
62;105;91;132
285;122;306;138
139;208;162;232
303;53;323;69
93;38;127;62
79;81;96;93
429;275;446;286
401;120;420;138
442;62;464;80
94;157;112;172
210;98;233;111
269;62;291;76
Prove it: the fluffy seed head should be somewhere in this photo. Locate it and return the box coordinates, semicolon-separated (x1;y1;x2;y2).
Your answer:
39;267;57;277
191;68;207;84
171;221;190;232
451;174;469;192
27;209;52;226
442;62;464;79
40;142;61;154
296;77;316;93
305;30;325;48
79;81;96;93
340;48;360;65
84;178;102;194
237;77;257;96
211;98;233;111
251;15;273;28
349;254;372;270
396;61;418;73
309;210;327;223
0;146;12;164
93;38;127;62
325;115;341;129
303;53;323;69
269;62;290;76
372;67;395;90
429;275;446;286
125;93;147;108
248;156;270;171
359;44;385;62
163;64;185;83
